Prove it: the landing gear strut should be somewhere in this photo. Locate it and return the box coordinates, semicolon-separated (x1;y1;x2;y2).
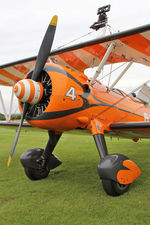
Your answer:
20;130;62;180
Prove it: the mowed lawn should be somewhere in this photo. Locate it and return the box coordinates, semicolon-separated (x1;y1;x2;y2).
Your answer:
0;126;150;225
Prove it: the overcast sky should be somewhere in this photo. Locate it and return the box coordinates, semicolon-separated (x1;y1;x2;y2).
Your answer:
0;0;150;114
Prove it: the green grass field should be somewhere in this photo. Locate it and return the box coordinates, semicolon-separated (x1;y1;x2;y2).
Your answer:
0;127;150;225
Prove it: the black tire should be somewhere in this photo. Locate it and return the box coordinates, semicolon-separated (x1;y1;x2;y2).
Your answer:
24;167;50;180
102;179;130;196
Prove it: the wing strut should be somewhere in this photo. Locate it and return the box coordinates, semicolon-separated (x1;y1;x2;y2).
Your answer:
90;42;115;85
109;61;133;91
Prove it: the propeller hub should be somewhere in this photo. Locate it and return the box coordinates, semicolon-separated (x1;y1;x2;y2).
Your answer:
14;79;43;104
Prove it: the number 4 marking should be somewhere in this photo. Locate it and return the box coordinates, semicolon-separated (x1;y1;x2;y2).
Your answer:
66;87;76;100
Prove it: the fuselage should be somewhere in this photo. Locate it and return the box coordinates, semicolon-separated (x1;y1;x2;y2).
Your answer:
20;63;150;133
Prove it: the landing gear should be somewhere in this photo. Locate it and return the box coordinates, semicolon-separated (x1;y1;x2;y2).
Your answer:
24;167;49;180
102;179;130;196
93;133;128;196
93;133;140;196
20;131;62;180
23;148;50;180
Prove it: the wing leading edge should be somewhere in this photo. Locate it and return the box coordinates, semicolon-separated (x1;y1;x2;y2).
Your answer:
50;24;150;72
109;121;150;139
0;24;150;86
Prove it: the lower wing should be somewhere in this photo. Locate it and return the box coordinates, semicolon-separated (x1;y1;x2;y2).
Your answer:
109;122;150;139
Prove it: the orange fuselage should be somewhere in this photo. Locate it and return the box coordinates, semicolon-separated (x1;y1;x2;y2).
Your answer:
25;63;149;134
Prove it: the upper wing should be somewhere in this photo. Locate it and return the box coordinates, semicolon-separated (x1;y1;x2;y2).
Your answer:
50;24;150;72
0;24;150;86
109;121;150;139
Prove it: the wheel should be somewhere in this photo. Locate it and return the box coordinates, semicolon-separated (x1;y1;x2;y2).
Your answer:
20;148;61;180
24;167;50;180
20;148;50;180
102;179;130;196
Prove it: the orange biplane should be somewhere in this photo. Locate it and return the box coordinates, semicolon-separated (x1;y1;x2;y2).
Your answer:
0;6;150;196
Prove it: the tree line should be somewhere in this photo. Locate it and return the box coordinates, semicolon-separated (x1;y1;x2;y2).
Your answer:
0;113;21;120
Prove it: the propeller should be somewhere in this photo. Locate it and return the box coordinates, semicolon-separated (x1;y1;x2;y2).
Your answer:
7;15;58;167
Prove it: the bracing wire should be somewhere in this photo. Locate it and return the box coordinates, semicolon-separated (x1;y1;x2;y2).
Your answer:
99;62;128;81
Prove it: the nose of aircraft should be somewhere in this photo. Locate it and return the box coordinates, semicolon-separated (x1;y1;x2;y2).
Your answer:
14;79;43;104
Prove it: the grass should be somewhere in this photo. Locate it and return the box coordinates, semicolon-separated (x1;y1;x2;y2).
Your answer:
0;126;150;225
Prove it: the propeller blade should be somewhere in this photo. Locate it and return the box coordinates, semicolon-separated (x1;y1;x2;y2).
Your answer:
8;15;58;166
32;15;58;81
7;103;29;167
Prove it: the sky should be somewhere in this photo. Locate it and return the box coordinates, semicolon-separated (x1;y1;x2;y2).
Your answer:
0;0;150;114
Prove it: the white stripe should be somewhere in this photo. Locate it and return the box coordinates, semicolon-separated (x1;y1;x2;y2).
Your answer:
50;56;79;72
0;75;15;86
74;49;103;68
15;83;21;97
30;81;41;104
141;31;150;41
19;80;31;102
6;67;25;79
24;61;35;70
